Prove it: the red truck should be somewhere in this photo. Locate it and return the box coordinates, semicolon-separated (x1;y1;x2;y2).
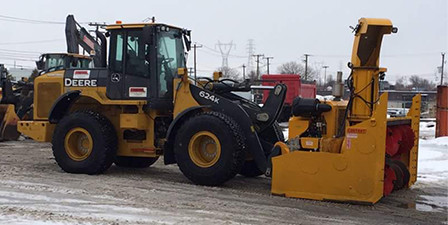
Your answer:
261;74;316;122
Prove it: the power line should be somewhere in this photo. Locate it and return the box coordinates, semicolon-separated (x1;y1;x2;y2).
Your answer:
312;52;442;59
0;48;42;54
0;14;88;25
0;56;36;62
1;63;35;69
200;44;246;58
0;38;65;45
197;48;222;57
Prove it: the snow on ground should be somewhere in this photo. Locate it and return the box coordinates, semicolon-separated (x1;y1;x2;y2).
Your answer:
420;121;436;139
0;215;66;225
418;136;448;183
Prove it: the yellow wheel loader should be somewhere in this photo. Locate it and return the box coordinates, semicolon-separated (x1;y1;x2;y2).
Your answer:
0;53;93;141
18;18;287;186
269;18;420;204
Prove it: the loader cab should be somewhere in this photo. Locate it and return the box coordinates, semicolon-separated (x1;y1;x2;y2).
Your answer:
36;53;93;73
105;23;190;109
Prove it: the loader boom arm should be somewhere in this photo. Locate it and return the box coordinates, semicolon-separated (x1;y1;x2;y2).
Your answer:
65;15;106;67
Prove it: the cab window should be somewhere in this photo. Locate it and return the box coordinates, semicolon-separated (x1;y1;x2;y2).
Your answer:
125;30;149;77
45;55;65;70
157;29;185;97
110;31;124;73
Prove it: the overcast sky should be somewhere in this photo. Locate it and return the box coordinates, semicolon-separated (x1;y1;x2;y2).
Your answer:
0;0;446;83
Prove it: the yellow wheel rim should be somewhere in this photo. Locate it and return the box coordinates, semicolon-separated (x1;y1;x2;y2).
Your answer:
188;131;221;168
64;128;93;161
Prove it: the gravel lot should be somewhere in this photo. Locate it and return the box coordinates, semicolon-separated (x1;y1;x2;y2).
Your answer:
0;140;446;224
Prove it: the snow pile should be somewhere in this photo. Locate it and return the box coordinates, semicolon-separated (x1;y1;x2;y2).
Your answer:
417;137;448;183
419;121;436;139
316;95;335;101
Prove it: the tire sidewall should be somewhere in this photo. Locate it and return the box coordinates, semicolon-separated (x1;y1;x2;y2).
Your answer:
52;112;110;174
174;113;242;184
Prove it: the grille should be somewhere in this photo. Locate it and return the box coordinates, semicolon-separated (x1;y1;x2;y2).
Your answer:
37;82;61;118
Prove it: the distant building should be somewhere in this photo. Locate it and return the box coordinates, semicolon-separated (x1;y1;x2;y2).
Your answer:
316;89;437;118
8;67;33;81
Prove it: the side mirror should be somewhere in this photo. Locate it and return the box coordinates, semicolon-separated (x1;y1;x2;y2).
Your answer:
183;30;192;51
142;26;154;45
36;60;45;70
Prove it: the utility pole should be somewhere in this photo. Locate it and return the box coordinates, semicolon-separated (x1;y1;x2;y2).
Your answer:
303;54;310;80
264;56;273;75
441;52;446;85
192;43;203;84
253;54;264;79
188;67;194;77
322;65;329;86
242;64;246;80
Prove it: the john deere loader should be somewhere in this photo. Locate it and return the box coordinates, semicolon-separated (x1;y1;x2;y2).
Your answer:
18;17;286;186
0;53;94;141
269;18;420;204
0;14;100;141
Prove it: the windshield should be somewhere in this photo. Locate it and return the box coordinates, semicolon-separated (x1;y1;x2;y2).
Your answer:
70;57;93;69
45;55;65;70
78;58;93;68
157;28;186;97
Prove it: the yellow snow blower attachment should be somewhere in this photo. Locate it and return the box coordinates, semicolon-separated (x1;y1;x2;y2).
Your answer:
270;18;420;204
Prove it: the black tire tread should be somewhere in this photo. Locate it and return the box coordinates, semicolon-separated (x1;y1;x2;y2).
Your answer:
175;111;246;186
239;122;284;177
52;110;117;174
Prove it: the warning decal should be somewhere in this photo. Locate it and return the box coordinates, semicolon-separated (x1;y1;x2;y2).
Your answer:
73;70;90;79
129;87;147;97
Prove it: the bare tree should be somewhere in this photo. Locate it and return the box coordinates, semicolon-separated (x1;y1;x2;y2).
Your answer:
277;61;317;81
394;75;436;91
247;70;257;81
394;76;408;90
408;75;436;91
277;61;302;75
217;66;241;81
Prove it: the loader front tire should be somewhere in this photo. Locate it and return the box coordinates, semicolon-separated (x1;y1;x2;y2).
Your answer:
52;110;117;175
239;123;284;177
174;112;246;186
114;156;159;168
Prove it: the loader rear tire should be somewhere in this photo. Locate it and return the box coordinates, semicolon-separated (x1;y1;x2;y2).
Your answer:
239;123;284;177
174;111;246;186
52;110;117;175
114;156;159;168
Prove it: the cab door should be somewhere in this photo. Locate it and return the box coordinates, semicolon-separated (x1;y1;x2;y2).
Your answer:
122;30;151;100
106;29;151;100
106;30;125;99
